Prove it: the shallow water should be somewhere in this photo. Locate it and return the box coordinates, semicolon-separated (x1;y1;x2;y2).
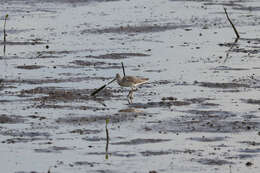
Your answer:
1;0;260;172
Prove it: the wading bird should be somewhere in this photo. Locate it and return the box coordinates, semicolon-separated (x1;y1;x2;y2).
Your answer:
115;73;148;104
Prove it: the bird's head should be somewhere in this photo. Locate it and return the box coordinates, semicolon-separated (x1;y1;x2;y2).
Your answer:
116;73;121;79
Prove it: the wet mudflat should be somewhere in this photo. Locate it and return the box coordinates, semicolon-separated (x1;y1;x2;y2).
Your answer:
1;0;260;172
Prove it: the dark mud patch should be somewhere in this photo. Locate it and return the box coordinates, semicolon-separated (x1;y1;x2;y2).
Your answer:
211;66;249;71
242;99;260;105
57;111;150;125
184;97;214;104
149;80;177;86
185;110;236;119
239;141;260;146
2;131;50;138
70;60;122;69
233;6;260;11
2;137;48;144
36;0;119;4
231;48;259;54
218;41;239;48
6;76;111;85
82;136;106;142
161;97;177;101
130;100;191;109
0;40;45;46
195;158;233;166
146;109;260;133
34;146;72;153
195;81;249;89
227;154;257;159
112;152;136;158
82;24;191;34
19;86;117;102
188;136;228;142
86;151;136;158
20;87;91;102
0;114;24;124
140;149;184;156
16;65;44;70
32;48;93;59
85;53;150;59
111;138;171;145
14;171;41;173
36;48;93;55
70;129;101;135
239;148;260;153
74;161;100;167
34;104;109;111
71;60;106;66
119;108;144;113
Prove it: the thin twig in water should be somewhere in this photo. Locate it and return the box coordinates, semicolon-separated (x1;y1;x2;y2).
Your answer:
4;14;8;43
224;37;239;63
3;14;8;56
105;118;110;159
121;62;126;76
224;8;240;39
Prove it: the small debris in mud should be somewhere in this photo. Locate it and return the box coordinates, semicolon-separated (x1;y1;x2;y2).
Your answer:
0;114;24;124
130;100;191;109
239;141;260;146
34;146;72;153
161;96;177;101
188;136;228;142
28;115;46;120
71;60;106;66
196;158;233;165
70;129;101;135
16;65;44;70
195;81;249;88
245;161;253;166
140;149;181;156
74;161;99;167
81;24;191;34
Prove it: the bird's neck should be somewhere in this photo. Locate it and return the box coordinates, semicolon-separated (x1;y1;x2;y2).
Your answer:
116;76;122;84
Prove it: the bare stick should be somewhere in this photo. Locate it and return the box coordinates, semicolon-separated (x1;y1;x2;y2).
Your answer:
3;14;8;43
224;8;240;39
3;14;8;56
105;118;110;159
121;62;125;76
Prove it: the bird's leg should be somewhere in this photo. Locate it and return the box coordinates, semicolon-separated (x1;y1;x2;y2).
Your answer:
127;88;134;104
127;90;132;104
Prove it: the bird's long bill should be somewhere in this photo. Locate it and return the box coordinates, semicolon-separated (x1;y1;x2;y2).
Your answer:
91;78;116;96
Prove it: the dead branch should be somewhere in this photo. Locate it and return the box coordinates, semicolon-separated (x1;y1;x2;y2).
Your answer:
224;8;240;39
